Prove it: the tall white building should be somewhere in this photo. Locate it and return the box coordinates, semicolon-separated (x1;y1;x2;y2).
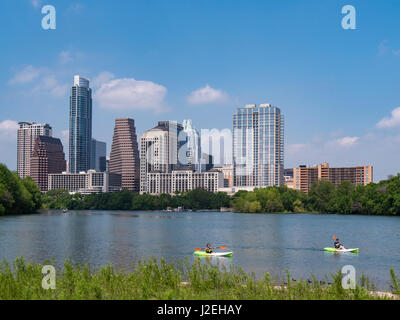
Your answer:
17;122;52;178
181;119;201;171
140;121;183;193
233;104;284;187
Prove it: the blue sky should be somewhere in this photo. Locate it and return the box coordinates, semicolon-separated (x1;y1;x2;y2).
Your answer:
0;0;400;181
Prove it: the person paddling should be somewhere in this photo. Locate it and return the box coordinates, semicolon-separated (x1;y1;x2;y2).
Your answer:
205;243;214;254
334;237;345;250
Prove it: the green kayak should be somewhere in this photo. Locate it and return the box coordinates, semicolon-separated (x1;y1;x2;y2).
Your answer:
193;251;233;257
323;247;359;253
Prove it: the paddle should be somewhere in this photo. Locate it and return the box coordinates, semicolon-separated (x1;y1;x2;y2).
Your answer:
195;245;227;251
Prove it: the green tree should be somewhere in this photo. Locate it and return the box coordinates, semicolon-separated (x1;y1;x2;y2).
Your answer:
334;181;354;214
0;164;38;214
293;199;306;213
307;180;336;213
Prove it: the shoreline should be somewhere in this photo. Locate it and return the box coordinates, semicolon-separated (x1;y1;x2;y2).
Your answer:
33;208;400;218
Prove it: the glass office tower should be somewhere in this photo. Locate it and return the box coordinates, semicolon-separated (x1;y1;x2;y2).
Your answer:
90;139;107;172
233;104;284;187
69;75;92;173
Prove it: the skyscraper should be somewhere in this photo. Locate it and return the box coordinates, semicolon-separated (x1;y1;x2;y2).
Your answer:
30;136;66;191
17;122;52;178
90;139;107;172
109;118;140;191
181;119;201;171
140;121;183;193
69;75;92;173
233;104;284;187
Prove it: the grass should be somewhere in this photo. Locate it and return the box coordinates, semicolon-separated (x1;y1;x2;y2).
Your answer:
0;257;398;300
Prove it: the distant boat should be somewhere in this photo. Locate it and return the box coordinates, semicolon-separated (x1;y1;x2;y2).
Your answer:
62;209;68;213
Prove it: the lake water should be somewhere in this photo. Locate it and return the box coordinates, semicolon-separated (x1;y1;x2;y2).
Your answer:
0;210;399;290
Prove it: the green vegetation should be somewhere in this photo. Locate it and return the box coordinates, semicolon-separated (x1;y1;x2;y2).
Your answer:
232;186;307;213
2;157;400;216
0;257;398;300
0;164;42;215
232;175;400;216
42;188;231;211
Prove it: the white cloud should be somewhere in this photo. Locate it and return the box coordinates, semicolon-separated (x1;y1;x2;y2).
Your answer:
187;85;228;105
335;136;359;147
9;66;68;98
0;120;18;141
377;107;400;129
32;75;69;97
92;71;115;88
8;65;43;85
94;78;168;113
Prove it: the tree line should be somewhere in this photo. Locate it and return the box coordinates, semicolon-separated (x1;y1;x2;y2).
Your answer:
232;175;400;216
0;164;42;215
41;188;231;211
2;161;400;216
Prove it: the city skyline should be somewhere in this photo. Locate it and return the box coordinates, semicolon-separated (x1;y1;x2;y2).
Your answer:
9;76;383;186
1;1;400;181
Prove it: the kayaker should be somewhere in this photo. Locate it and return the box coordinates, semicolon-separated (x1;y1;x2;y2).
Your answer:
334;238;345;250
205;243;214;254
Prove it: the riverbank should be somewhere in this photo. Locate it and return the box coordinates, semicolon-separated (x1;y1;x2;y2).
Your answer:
39;174;400;217
1;257;399;300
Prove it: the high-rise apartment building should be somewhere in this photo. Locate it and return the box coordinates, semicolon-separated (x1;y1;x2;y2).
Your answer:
17;122;52;178
109;118;140;191
293;162;373;194
233;104;284;187
30;136;66;191
181;119;201;171
140;121;183;193
90;139;107;172
69;75;92;173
